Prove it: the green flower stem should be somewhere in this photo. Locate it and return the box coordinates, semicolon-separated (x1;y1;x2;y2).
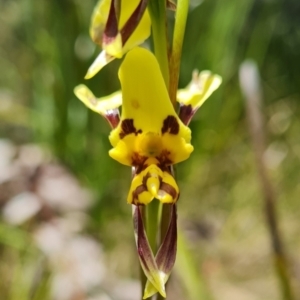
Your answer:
144;200;162;299
169;0;190;105
146;200;162;252
160;204;172;245
143;2;170;298
143;1;189;298
148;0;169;87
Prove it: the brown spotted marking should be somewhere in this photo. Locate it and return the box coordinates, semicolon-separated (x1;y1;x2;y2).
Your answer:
157;163;172;173
161;115;179;135
134;163;148;175
119;119;142;139
160;182;178;201
142;172;151;186
132;185;148;205
131;168;178;204
157;150;173;167
131;153;148;174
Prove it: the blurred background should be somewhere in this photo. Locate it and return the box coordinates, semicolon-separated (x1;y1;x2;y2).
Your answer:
0;0;299;299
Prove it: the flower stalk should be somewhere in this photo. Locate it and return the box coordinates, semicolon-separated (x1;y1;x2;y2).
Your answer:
146;200;161;252
141;1;190;297
169;0;190;105
148;0;169;86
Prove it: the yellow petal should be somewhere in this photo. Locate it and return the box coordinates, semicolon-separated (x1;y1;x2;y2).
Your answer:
85;50;115;79
161;134;193;164
127;159;162;204
109;134;136;166
156;171;179;204
117;47;175;131
109;47;193;166
146;164;163;197
74;84;122;115
127;166;156;205
89;0;111;44
126;157;179;205
121;5;151;53
144;273;169;299
103;32;123;58
177;70;222;109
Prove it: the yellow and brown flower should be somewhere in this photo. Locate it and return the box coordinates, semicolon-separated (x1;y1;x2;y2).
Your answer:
109;47;193;205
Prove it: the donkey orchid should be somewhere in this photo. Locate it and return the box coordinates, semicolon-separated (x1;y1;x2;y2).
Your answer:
74;47;221;298
75;0;222;297
109;47;193;204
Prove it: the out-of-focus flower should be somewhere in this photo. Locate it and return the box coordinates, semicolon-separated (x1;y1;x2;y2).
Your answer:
85;0;151;79
0;139;17;183
34;223;105;300
2;192;41;225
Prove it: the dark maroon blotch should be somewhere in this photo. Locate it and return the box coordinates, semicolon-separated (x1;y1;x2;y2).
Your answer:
178;104;195;126
103;0;119;44
161;115;180;135
119;119;142;139
121;0;149;45
132;184;148;204
105;108;120;128
160;182;178;201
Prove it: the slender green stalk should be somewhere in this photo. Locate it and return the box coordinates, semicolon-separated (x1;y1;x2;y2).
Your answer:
142;1;171;299
160;204;172;246
146;200;161;252
143;1;190;299
169;0;190;105
148;0;169;86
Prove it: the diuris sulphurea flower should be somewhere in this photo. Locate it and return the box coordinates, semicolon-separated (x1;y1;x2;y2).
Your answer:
74;47;221;298
113;48;191;297
74;0;222;298
109;47;193;205
77;47;196;205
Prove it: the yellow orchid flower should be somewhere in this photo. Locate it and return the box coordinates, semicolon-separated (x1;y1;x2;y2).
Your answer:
74;48;222;300
85;0;151;79
109;47;193;205
74;0;223;298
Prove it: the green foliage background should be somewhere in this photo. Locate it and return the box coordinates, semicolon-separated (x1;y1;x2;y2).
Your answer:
0;0;299;299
